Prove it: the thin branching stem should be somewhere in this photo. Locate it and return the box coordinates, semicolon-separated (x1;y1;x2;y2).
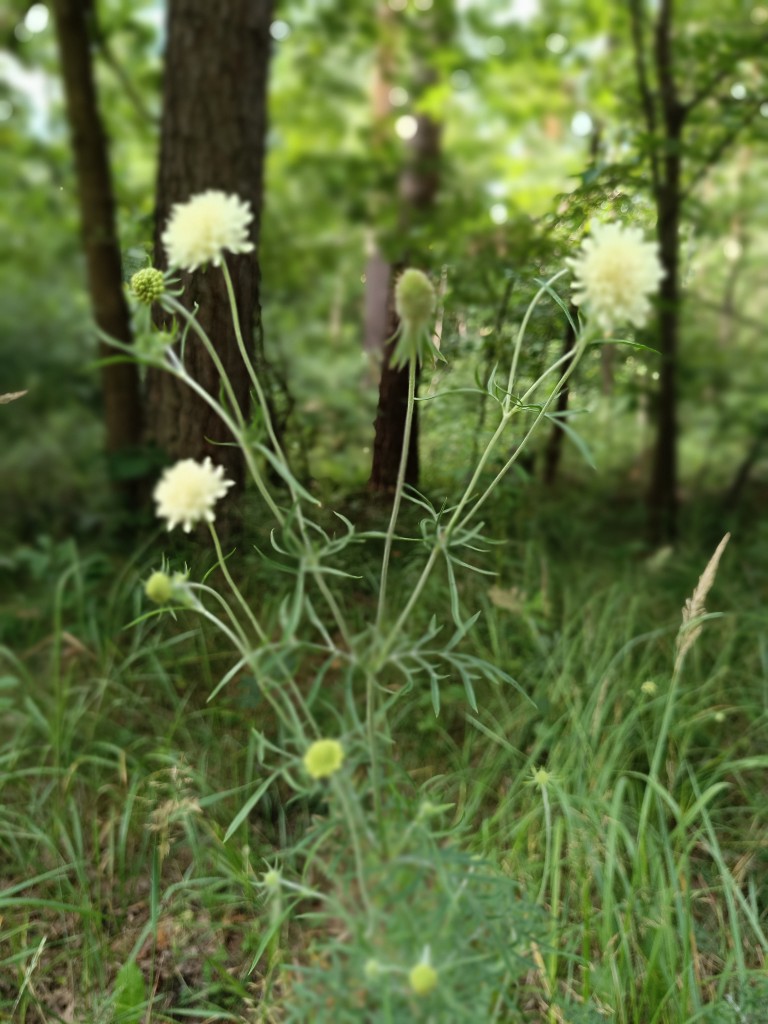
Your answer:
163;348;285;525
221;262;353;650
505;269;570;407
161;294;246;431
209;523;268;644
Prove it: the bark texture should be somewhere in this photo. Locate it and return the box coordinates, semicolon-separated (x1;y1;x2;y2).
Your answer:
51;0;143;505
645;0;683;542
146;0;274;487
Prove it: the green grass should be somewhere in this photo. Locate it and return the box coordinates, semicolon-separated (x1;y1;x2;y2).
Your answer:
1;488;767;1022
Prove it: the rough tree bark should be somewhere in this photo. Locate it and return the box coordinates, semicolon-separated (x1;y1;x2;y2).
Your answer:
50;0;144;509
146;0;275;489
644;0;683;543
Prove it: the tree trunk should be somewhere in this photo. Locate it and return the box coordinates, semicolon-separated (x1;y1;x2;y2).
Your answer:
146;0;274;489
368;260;419;490
542;305;578;485
647;0;683;543
647;172;681;542
50;0;144;509
368;104;441;494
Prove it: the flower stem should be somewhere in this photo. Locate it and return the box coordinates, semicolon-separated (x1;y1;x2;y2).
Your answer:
457;329;588;533
504;268;570;409
375;409;511;666
161;294;246;431
209;522;267;644
221;261;353;650
332;775;375;928
163;348;285;526
221;261;284;460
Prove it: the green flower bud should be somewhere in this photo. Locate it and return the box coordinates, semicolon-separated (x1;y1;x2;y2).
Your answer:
408;961;438;997
391;269;442;369
262;868;282;893
303;739;344;780
363;958;381;981
394;269;436;330
145;570;174;605
131;268;165;305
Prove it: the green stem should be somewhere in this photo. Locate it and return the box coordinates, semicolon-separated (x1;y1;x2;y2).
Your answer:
190;582;251;648
378;309;585;665
504;268;570;410
164;349;285;525
209;522;267;644
187;596;297;734
221;261;284;461
456;329;588;533
332;775;375;928
375;410;511;665
365;670;386;850
221;261;353;650
536;783;553;906
162;294;245;431
636;662;682;868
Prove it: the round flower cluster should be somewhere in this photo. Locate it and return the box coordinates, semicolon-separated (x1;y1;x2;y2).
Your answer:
567;222;665;333
162;190;254;272
130;267;165;305
303;739;344;780
153;457;235;533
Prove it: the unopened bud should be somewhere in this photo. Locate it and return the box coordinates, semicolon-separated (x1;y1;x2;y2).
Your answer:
394;269;436;330
131;268;165;305
145;570;174;605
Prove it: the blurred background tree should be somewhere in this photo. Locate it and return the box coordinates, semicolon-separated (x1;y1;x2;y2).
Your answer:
1;0;766;546
146;0;275;492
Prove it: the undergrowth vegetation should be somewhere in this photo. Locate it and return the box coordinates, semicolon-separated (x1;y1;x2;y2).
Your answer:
2;202;767;1024
2;490;767;1022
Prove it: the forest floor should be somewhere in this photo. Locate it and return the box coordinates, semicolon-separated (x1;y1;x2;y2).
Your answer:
1;481;767;1022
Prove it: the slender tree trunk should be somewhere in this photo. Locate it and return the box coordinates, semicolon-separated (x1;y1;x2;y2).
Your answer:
51;0;144;509
146;0;274;490
542;305;578;485
369;259;419;490
648;163;682;541
368;101;441;493
647;0;684;542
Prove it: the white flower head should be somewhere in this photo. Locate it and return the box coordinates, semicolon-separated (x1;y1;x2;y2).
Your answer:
153;457;235;532
162;190;254;272
566;222;665;333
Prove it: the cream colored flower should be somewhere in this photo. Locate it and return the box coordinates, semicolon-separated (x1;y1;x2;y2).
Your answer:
567;222;665;333
161;190;254;271
303;739;344;780
153;457;235;532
